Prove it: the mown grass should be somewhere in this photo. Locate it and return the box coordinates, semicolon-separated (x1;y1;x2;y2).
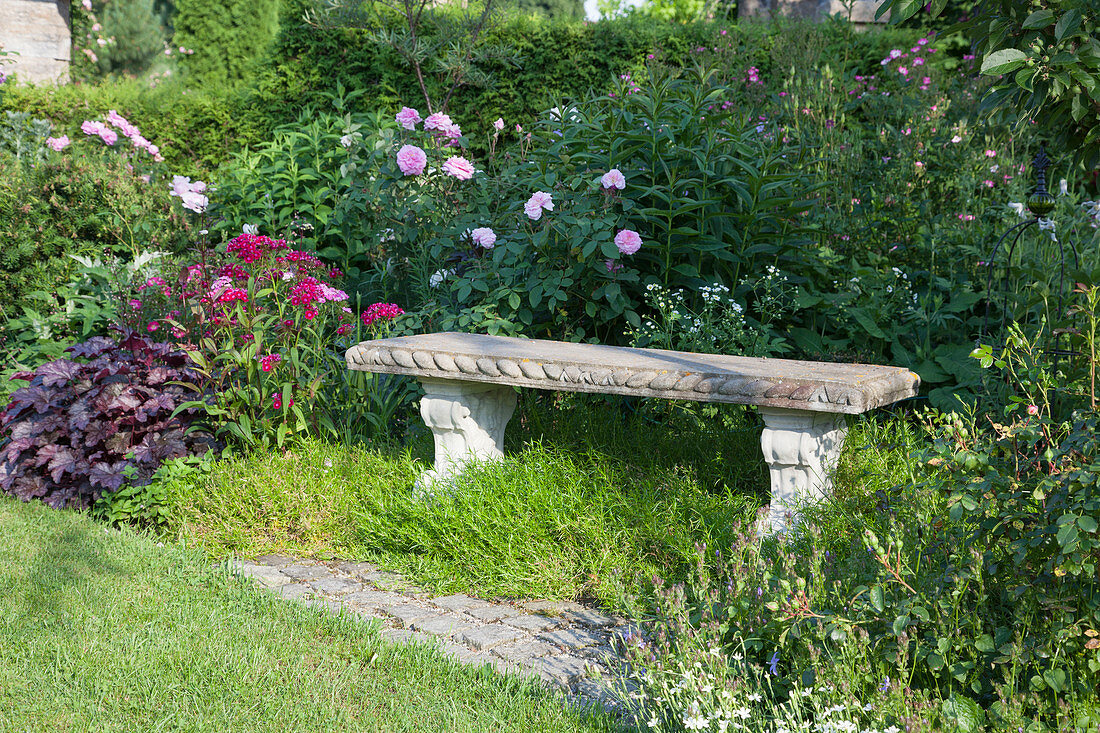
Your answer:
0;496;621;733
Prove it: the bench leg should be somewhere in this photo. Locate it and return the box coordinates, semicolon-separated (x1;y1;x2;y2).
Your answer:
417;379;517;487
758;407;847;533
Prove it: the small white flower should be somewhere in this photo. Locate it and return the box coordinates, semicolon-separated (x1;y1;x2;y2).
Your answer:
1008;202;1027;219
281;271;295;281
1059;178;1068;196
243;223;258;235
429;268;454;288
340;134;354;148
1038;217;1057;242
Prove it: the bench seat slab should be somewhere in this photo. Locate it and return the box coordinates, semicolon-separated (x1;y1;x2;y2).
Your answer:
347;333;918;415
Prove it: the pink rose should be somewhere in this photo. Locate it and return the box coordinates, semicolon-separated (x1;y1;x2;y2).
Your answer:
601;168;626;190
442;156;475;180
423;112;453;131
396;144;427;176
471;227;496;249
614;229;642;255
493;118;505;131
98;128;118;146
46;135;70;151
395;106;421;130
524;191;554;220
80;120;103;137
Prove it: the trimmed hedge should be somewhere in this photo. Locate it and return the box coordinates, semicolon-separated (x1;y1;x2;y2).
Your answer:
173;0;282;86
2;80;262;177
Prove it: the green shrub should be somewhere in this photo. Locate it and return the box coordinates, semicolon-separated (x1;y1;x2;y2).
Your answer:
2;79;261;176
0;136;191;316
173;0;282;85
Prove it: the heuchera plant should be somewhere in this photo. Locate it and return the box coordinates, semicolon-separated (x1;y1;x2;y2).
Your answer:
0;333;215;509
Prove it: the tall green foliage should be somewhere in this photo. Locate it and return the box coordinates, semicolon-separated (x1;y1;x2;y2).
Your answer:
96;0;167;76
173;0;282;84
506;0;585;20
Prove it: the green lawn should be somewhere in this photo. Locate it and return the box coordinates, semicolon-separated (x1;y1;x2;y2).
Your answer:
0;497;621;733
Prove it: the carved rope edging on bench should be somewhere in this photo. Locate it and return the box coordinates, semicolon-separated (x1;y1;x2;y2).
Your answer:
348;345;871;409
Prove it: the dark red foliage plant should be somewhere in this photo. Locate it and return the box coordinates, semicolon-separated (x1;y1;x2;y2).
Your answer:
0;332;216;509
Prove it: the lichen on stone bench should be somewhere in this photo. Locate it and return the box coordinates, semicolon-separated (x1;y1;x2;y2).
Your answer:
346;332;920;531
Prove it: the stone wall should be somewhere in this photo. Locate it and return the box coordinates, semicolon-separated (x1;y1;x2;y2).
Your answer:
0;0;71;84
738;0;888;24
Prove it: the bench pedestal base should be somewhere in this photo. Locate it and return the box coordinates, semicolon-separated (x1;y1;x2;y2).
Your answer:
418;379;517;487
759;407;847;533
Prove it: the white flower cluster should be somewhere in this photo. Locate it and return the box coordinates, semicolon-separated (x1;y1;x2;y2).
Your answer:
1083;200;1100;229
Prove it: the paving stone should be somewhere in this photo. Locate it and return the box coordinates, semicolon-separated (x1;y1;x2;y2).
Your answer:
539;628;605;650
521;600;586;615
380;604;440;628
502;614;562;633
308;576;361;595
275;582;314;599
410;614;474;638
281;564;331;581
343;589;407;608
255;554;296;567
529;654;591;686
491;640;557;665
347;606;386;622
430;593;489;612
336;561;378;576
380;628;431;645
561;609;618;627
456;625;528;651
435;639;490;665
303;598;344;614
234;565;293;588
466;605;521;622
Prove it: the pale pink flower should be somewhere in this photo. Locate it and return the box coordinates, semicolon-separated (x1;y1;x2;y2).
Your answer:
46;135;70;151
614;229;642;255
395;107;421;130
82;0;92;9
442;156;475;180
524;191;554;220
423;112;453;131
951;135;962;143
106;109;139;138
601;168;626;190
471;227;496;249
396;144;427;176
1027;404;1039;416
493;118;504;131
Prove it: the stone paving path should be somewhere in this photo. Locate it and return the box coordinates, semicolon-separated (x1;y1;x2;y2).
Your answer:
228;554;637;713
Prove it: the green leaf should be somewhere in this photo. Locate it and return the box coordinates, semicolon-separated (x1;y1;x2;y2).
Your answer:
1057;522;1079;549
1043;668;1067;693
1021;9;1055;29
1079;515;1098;533
870;585;885;612
1056;9;1082;42
981;49;1028;76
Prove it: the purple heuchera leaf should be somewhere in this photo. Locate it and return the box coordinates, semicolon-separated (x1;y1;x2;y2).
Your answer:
46;447;77;483
66;336;115;359
37;359;82;388
88;460;128;492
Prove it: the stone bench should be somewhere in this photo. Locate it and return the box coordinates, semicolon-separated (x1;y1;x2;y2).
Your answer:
346;333;919;531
